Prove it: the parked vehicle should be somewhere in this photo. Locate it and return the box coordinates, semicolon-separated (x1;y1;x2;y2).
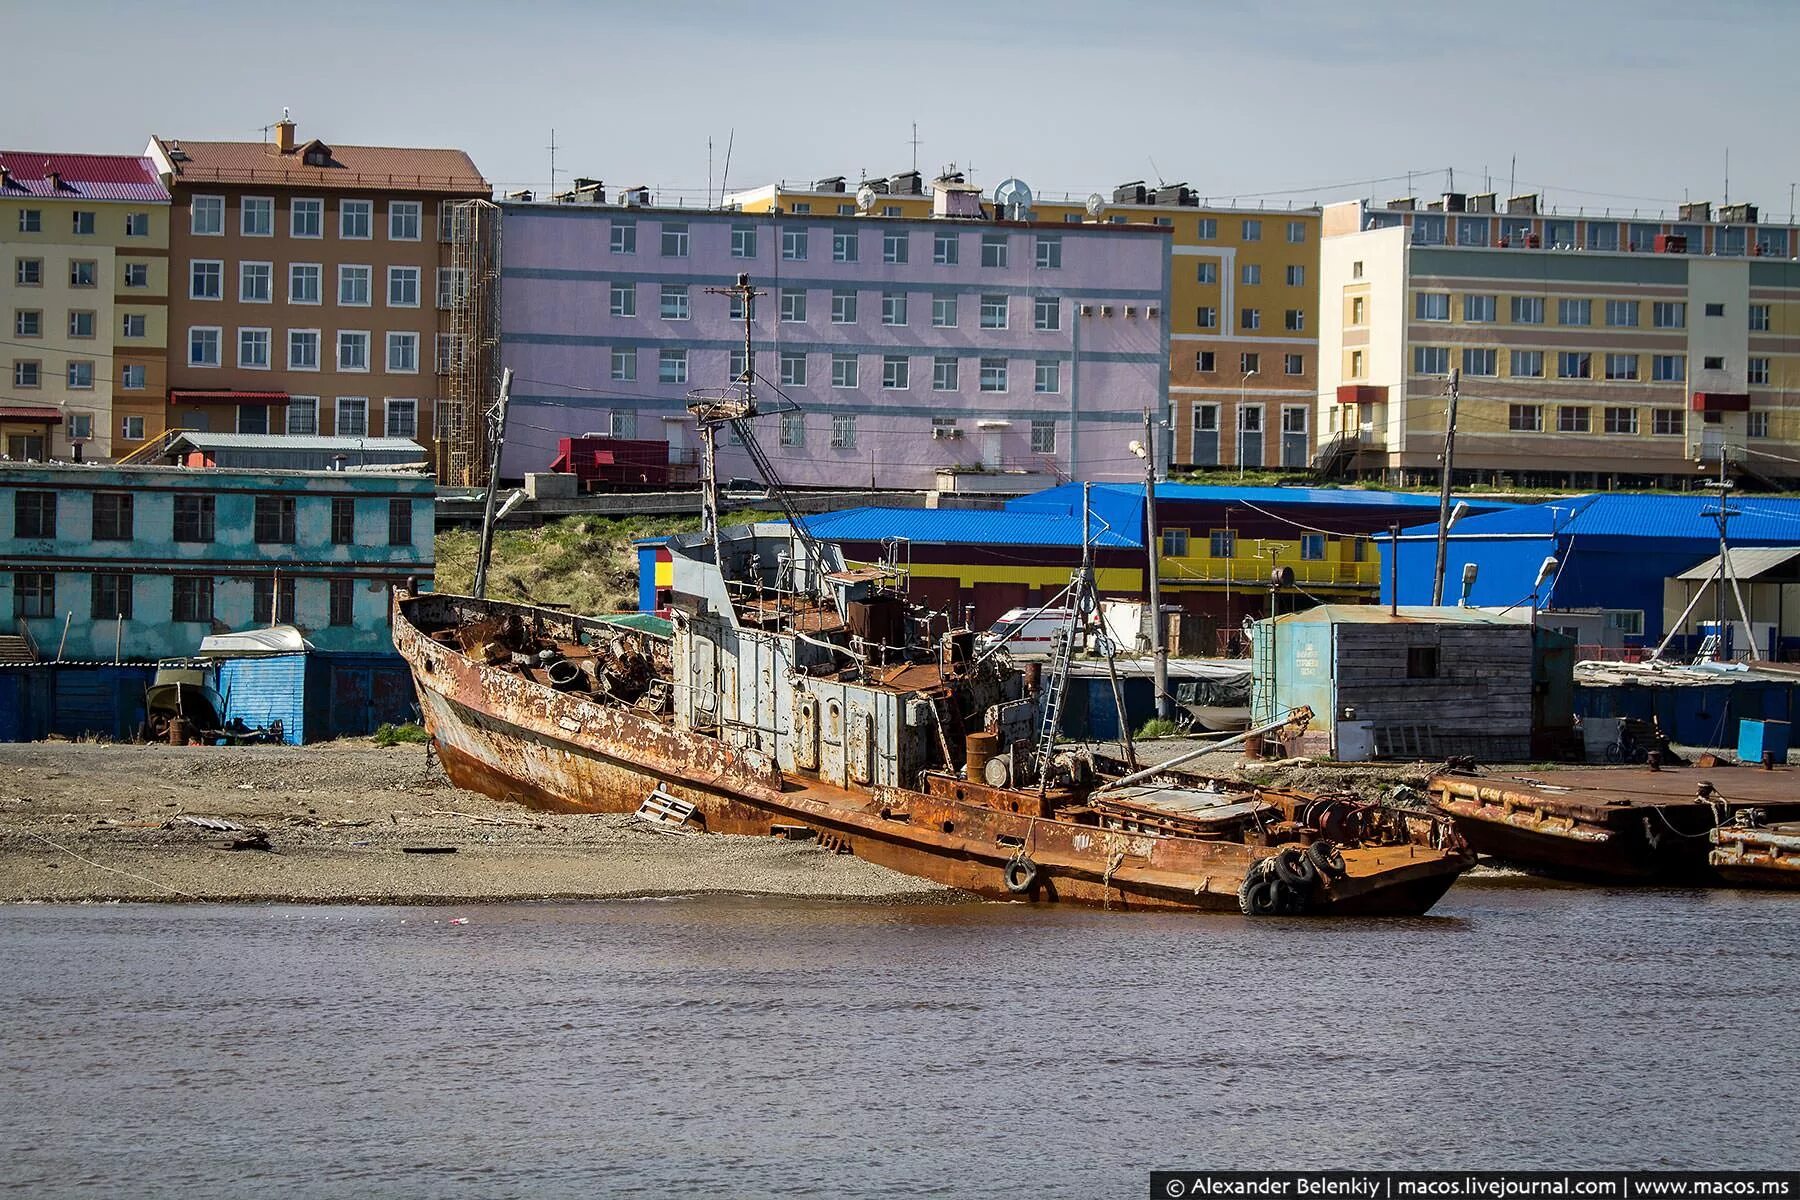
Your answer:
977;607;1079;658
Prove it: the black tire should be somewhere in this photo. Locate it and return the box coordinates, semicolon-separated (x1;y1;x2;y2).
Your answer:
1003;855;1039;895
1306;839;1348;879
1238;871;1283;916
1272;846;1319;889
1271;877;1307;916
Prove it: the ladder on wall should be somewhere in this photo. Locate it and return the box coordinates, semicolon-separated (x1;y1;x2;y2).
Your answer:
1030;620;1078;791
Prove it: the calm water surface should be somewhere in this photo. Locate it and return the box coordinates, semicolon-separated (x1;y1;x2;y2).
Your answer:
2;882;1796;1198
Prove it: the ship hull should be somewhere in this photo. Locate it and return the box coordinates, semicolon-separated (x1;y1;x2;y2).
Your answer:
398;595;1469;915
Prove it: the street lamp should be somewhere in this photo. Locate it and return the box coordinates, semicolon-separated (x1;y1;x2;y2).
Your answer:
1236;368;1259;480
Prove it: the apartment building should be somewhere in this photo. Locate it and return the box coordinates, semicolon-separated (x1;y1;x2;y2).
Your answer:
0;152;169;461
1317;193;1800;487
493;186;1170;490
2;460;434;660
729;176;1321;472
145;119;487;468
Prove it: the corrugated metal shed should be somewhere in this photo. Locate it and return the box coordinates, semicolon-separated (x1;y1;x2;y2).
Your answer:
1406;494;1800;543
217;655;308;744
800;506;1141;549
1676;547;1800;581
167;433;427;472
0;665;157;742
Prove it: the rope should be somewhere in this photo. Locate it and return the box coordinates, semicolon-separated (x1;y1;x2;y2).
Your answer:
20;830;201;899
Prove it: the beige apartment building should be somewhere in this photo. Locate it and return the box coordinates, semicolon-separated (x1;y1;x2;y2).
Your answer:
146;119;487;466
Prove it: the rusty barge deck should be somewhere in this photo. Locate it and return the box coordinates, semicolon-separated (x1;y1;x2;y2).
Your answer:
1430;765;1800;886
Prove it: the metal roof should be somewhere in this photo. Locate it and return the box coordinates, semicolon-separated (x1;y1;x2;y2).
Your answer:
170;433;424;453
1406;493;1800;544
0;152;169;201
1012;482;1466;513
1271;604;1531;626
153;136;486;194
800;506;1142;549
1676;546;1800;581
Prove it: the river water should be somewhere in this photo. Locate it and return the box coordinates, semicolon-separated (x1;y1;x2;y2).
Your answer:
2;880;1796;1198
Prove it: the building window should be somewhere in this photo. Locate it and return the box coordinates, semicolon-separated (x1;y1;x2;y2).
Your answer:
1241;219;1262;242
1603;407;1639;435
12;572;53;619
727;224;756;259
932;356;958;391
15;258;42;286
1456;217;1488;247
609;282;636;318
389;201;422;241
329;578;355;627
1300;533;1325;560
980;234;1008;267
1463;295;1497;323
608;410;636;440
1749;304;1772;332
1286;220;1306;244
190;260;223;299
18;208;42;233
1557;406;1590;433
387;266;420;308
1196;218;1218;239
385;331;420;375
237;261;272;303
774;287;804;323
191;195;224;235
1285;264;1305;287
1195;350;1216;372
1197;262;1218;285
659;348;688;384
1605;299;1639;327
121;416;145;441
1588;223;1620;251
278;394;313;437
1511;296;1545;324
68;311;96;339
831;354;859;388
610;348;636;382
1557;352;1591;379
1512;350;1544;379
1284;309;1305;332
1557;299;1592;326
121;363;147;389
288;330;320;371
239;405;270;435
335;397;368;437
1196;306;1217;329
1242;308;1261;331
1031;419;1056;454
388;498;413;546
330;497;355;545
1748;358;1770;386
830;289;857;324
1242;263;1262;286
791;203;811;215
778;351;807;387
386;397;420;440
979;294;1008;329
1240;352;1260;375
1406;647;1438;679
15;491;56;538
1604;353;1638;381
1162;528;1190;557
235;196;272;237
883;356;910;390
1033;296;1060;331
1508;404;1543;432
239;328;272;369
338;265;372;307
1284;353;1304;376
610;221;637;254
340;200;373;239
1034;360;1060;394
728;348;747;382
1748;412;1771;438
1704;302;1726;318
659;284;690;321
436;334;463;376
1413;346;1449;375
290;263;322;304
881;292;907;326
253;496;296;544
172;576;214;624
1652;301;1686;329
979;358;1008;392
1033;236;1062;269
337;331;370;372
933;231;959;265
188;327;221;367
90;573;132;620
1209;528;1237;558
291;198;323;238
778;411;804;448
123;263;149;288
17;308;49;336
65;361;93;389
1415;293;1450;321
1651;354;1685;382
833;230;860;263
13;361;41;388
779;228;806;261
1652;409;1684;436
173;496;216;543
252;576;297;626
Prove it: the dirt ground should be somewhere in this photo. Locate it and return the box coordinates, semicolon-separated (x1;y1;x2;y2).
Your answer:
0;741;952;905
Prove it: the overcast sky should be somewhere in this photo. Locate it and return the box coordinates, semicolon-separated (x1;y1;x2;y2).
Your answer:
13;0;1800;220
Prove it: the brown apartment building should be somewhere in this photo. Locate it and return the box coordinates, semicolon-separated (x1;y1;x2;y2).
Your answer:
144;119;487;465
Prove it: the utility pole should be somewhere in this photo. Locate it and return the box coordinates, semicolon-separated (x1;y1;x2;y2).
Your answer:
1431;368;1462;605
472;367;513;599
1142;407;1172;720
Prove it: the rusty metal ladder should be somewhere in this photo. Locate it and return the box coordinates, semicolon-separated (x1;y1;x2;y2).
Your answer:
1030;622;1077;789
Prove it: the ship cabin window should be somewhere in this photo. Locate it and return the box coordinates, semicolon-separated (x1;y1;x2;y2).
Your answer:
1406;646;1439;679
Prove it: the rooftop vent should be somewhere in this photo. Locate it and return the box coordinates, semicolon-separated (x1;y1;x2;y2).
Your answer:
889;171;923;195
1679;201;1712;223
1156;183;1194;206
860;177;891;195
814;176;846;192
1441;192;1467;213
1507;193;1540;215
1386;197;1416;212
1468;192;1497;214
1719;202;1758;224
1113;180;1147;205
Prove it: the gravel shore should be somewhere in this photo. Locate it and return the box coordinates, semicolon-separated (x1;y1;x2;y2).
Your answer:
0;741;954;905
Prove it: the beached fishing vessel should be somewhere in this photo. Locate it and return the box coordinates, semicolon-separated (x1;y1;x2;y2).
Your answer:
393;274;1471;915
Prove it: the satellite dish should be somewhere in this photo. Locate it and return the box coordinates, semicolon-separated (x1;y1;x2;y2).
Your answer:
1084;192;1105;219
855;185;877;213
993;177;1033;219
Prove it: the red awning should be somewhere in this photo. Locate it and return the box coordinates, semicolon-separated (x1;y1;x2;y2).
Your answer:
1336;384;1388;405
169;389;290;406
0;406;63;423
589;450;617;466
1691;391;1750;413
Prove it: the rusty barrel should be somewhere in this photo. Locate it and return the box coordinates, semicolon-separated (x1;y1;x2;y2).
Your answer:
965;731;1001;781
167;716;190;746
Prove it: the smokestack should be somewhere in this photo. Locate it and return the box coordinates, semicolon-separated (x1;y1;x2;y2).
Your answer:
275;119;296;155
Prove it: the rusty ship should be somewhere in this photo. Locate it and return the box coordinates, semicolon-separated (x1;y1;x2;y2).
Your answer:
394;274;1471;915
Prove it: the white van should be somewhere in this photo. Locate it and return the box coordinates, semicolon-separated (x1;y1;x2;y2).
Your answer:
977;607;1079;658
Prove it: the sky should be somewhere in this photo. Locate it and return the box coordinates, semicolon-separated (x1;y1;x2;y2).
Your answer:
12;0;1800;220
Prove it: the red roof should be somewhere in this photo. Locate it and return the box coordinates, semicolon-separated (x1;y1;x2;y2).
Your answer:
169;389;289;406
0;152;169;201
153;134;487;195
0;406;64;423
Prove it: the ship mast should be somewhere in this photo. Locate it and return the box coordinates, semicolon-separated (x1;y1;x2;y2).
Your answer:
691;272;762;568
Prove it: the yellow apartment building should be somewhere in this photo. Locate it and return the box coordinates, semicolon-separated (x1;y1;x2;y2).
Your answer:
1;152;170;460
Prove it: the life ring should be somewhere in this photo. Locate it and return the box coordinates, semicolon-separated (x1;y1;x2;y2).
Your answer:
1306;839;1348;879
1003;855;1039;895
1272;845;1320;889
